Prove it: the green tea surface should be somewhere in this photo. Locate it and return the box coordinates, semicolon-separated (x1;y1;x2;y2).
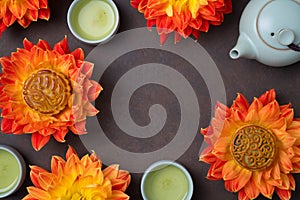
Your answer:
144;165;189;200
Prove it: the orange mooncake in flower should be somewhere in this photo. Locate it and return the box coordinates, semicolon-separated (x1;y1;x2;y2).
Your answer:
0;37;102;151
200;89;300;200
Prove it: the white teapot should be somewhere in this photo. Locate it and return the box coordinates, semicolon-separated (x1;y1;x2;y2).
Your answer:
230;0;300;67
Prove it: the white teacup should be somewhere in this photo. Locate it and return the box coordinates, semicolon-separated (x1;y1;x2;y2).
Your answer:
0;145;26;198
141;160;193;200
67;0;119;45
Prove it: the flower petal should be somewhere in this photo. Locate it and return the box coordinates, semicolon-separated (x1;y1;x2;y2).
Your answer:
26;187;51;200
224;168;252;192
222;160;242;181
278;150;293;173
258;101;280;123
31;133;50;151
243;178;260;199
238;189;250;200
107;190;130;200
259;178;274;199
207;160;225;180
276;188;291;200
66;146;78;160
273;129;296;149
258;89;276;106
231;93;249;114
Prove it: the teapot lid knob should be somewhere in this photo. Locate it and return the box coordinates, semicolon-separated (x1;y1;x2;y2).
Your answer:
277;29;295;46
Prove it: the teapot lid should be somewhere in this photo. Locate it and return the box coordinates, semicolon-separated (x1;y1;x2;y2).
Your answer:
257;0;300;49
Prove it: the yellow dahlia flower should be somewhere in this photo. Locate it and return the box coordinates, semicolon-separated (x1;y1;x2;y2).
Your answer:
23;146;131;200
131;0;232;44
0;0;50;36
0;37;102;151
200;89;300;200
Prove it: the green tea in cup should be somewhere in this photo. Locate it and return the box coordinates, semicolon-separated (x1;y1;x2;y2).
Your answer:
141;160;193;200
67;0;119;44
0;145;26;198
0;149;19;193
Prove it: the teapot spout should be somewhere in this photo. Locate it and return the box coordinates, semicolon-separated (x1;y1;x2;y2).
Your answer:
230;34;256;60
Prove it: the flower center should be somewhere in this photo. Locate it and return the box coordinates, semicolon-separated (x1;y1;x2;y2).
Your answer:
22;69;71;115
230;125;277;171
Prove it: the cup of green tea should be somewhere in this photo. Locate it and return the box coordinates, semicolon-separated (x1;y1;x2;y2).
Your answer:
67;0;119;45
0;145;26;198
141;160;193;200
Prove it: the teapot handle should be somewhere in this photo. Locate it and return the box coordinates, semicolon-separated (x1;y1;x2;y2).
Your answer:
288;43;300;52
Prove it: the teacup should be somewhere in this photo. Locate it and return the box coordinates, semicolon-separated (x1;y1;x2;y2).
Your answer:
0;145;26;198
67;0;119;45
141;160;193;200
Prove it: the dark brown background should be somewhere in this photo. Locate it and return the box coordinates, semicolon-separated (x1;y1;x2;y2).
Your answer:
1;0;300;199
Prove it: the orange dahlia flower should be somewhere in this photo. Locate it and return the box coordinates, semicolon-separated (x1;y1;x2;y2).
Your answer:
131;0;232;44
0;37;102;151
23;146;131;200
0;0;50;36
200;89;300;200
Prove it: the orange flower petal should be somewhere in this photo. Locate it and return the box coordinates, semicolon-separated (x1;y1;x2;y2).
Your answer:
276;188;291;200
52;129;68;143
280;104;294;126
107;190;130;200
26;187;51;200
252;171;263;186
207;160;225;180
278;150;294;173
22;194;37;200
224;168;252;192
244;109;259;123
103;164;119;180
243;178;260;199
199;146;217;163
70;120;87;135
231;93;249;113
25;0;39;10
258;89;276;105
66;146;78;160
288;174;296;190
50;156;65;176
222;160;242;181
30;165;49;188
238;189;250;200
38;8;50;20
31;133;50;151
248;97;263;112
2;9;17;26
37;172;56;190
258;100;280;123
273;129;296;149
53;36;70;54
265;117;286;130
39;0;48;9
90;151;102;164
259;178;274;199
271;163;281;180
0;21;6;36
214;135;231;151
8;1;27;19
